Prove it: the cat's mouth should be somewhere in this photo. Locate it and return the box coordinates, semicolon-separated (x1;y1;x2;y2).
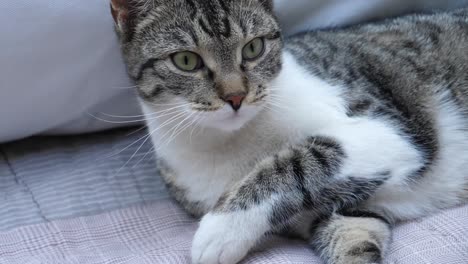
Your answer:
225;110;248;121
195;104;263;132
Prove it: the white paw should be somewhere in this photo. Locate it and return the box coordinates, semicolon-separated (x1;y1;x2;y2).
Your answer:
191;212;266;264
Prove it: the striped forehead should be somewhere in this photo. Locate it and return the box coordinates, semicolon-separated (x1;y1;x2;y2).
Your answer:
186;0;235;39
132;0;276;58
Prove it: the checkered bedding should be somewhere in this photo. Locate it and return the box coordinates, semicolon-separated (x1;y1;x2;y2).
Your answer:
1;129;467;263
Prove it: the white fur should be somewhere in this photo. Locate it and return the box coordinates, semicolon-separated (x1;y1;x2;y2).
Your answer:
192;203;272;264
197;104;263;132
368;91;468;220
271;54;424;183
142;52;468;263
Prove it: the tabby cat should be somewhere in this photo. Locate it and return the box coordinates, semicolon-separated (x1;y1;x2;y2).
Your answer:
110;0;468;263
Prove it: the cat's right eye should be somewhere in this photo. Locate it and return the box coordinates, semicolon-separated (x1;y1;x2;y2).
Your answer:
242;38;265;61
171;51;204;72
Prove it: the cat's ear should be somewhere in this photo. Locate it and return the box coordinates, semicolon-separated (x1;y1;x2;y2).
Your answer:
259;0;274;12
110;0;130;32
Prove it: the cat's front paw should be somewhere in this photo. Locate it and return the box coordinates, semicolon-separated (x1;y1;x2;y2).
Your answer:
191;212;262;264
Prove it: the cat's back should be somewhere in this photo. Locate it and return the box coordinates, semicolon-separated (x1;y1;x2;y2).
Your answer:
285;8;468;108
283;8;468;218
284;8;468;162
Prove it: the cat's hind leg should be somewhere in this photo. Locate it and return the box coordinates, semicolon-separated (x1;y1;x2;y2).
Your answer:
310;211;392;264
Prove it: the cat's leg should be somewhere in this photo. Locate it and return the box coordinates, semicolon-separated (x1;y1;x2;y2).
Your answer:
191;136;400;264
310;210;392;264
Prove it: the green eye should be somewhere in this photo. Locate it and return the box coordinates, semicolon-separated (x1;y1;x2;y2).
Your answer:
172;51;204;71
242;38;265;60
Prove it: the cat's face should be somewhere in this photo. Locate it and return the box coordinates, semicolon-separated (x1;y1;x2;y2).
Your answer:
112;0;282;131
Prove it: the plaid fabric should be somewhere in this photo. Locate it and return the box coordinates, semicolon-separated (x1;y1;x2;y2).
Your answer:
0;129;467;263
0;200;467;264
0;129;168;231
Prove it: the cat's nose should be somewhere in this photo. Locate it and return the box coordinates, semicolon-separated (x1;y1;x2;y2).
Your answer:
223;93;246;112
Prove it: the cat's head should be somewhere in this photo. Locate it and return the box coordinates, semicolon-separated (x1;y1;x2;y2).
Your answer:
111;0;282;132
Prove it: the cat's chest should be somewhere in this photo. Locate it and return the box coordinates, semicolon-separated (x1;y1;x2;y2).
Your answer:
154;122;303;212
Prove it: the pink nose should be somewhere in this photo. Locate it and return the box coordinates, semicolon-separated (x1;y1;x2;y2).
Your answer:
223;94;246;111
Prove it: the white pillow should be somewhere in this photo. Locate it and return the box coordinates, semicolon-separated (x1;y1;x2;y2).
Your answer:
0;0;139;142
1;0;467;142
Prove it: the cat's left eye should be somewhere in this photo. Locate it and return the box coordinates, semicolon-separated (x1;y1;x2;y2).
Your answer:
171;51;204;72
242;38;265;61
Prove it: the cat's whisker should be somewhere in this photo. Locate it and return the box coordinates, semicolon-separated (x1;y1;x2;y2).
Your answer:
149;111;187;132
267;100;290;108
263;104;282;113
266;90;286;97
266;93;284;99
132;145;156;169
86;112;146;124
100;103;190;119
125;124;149;137
266;85;282;90
97;113;149;119
144;110;190;122
262;105;284;117
116;112;188;172
266;96;287;101
87;108;187;124
267;102;291;110
152;117;189;149
161;112;205;149
164;112;197;146
146;104;192;116
265;107;289;120
189;115;205;144
182;113;203;138
167;116;199;147
147;101;192;107
269;88;283;94
266;94;290;103
264;93;282;99
109;85;138;90
102;113;185;161
103;134;149;161
267;101;293;112
167;113;194;141
124;118;161;137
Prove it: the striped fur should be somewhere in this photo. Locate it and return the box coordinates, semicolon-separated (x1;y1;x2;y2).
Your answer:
112;2;468;264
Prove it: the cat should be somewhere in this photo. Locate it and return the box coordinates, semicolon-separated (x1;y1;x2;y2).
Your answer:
110;0;468;263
